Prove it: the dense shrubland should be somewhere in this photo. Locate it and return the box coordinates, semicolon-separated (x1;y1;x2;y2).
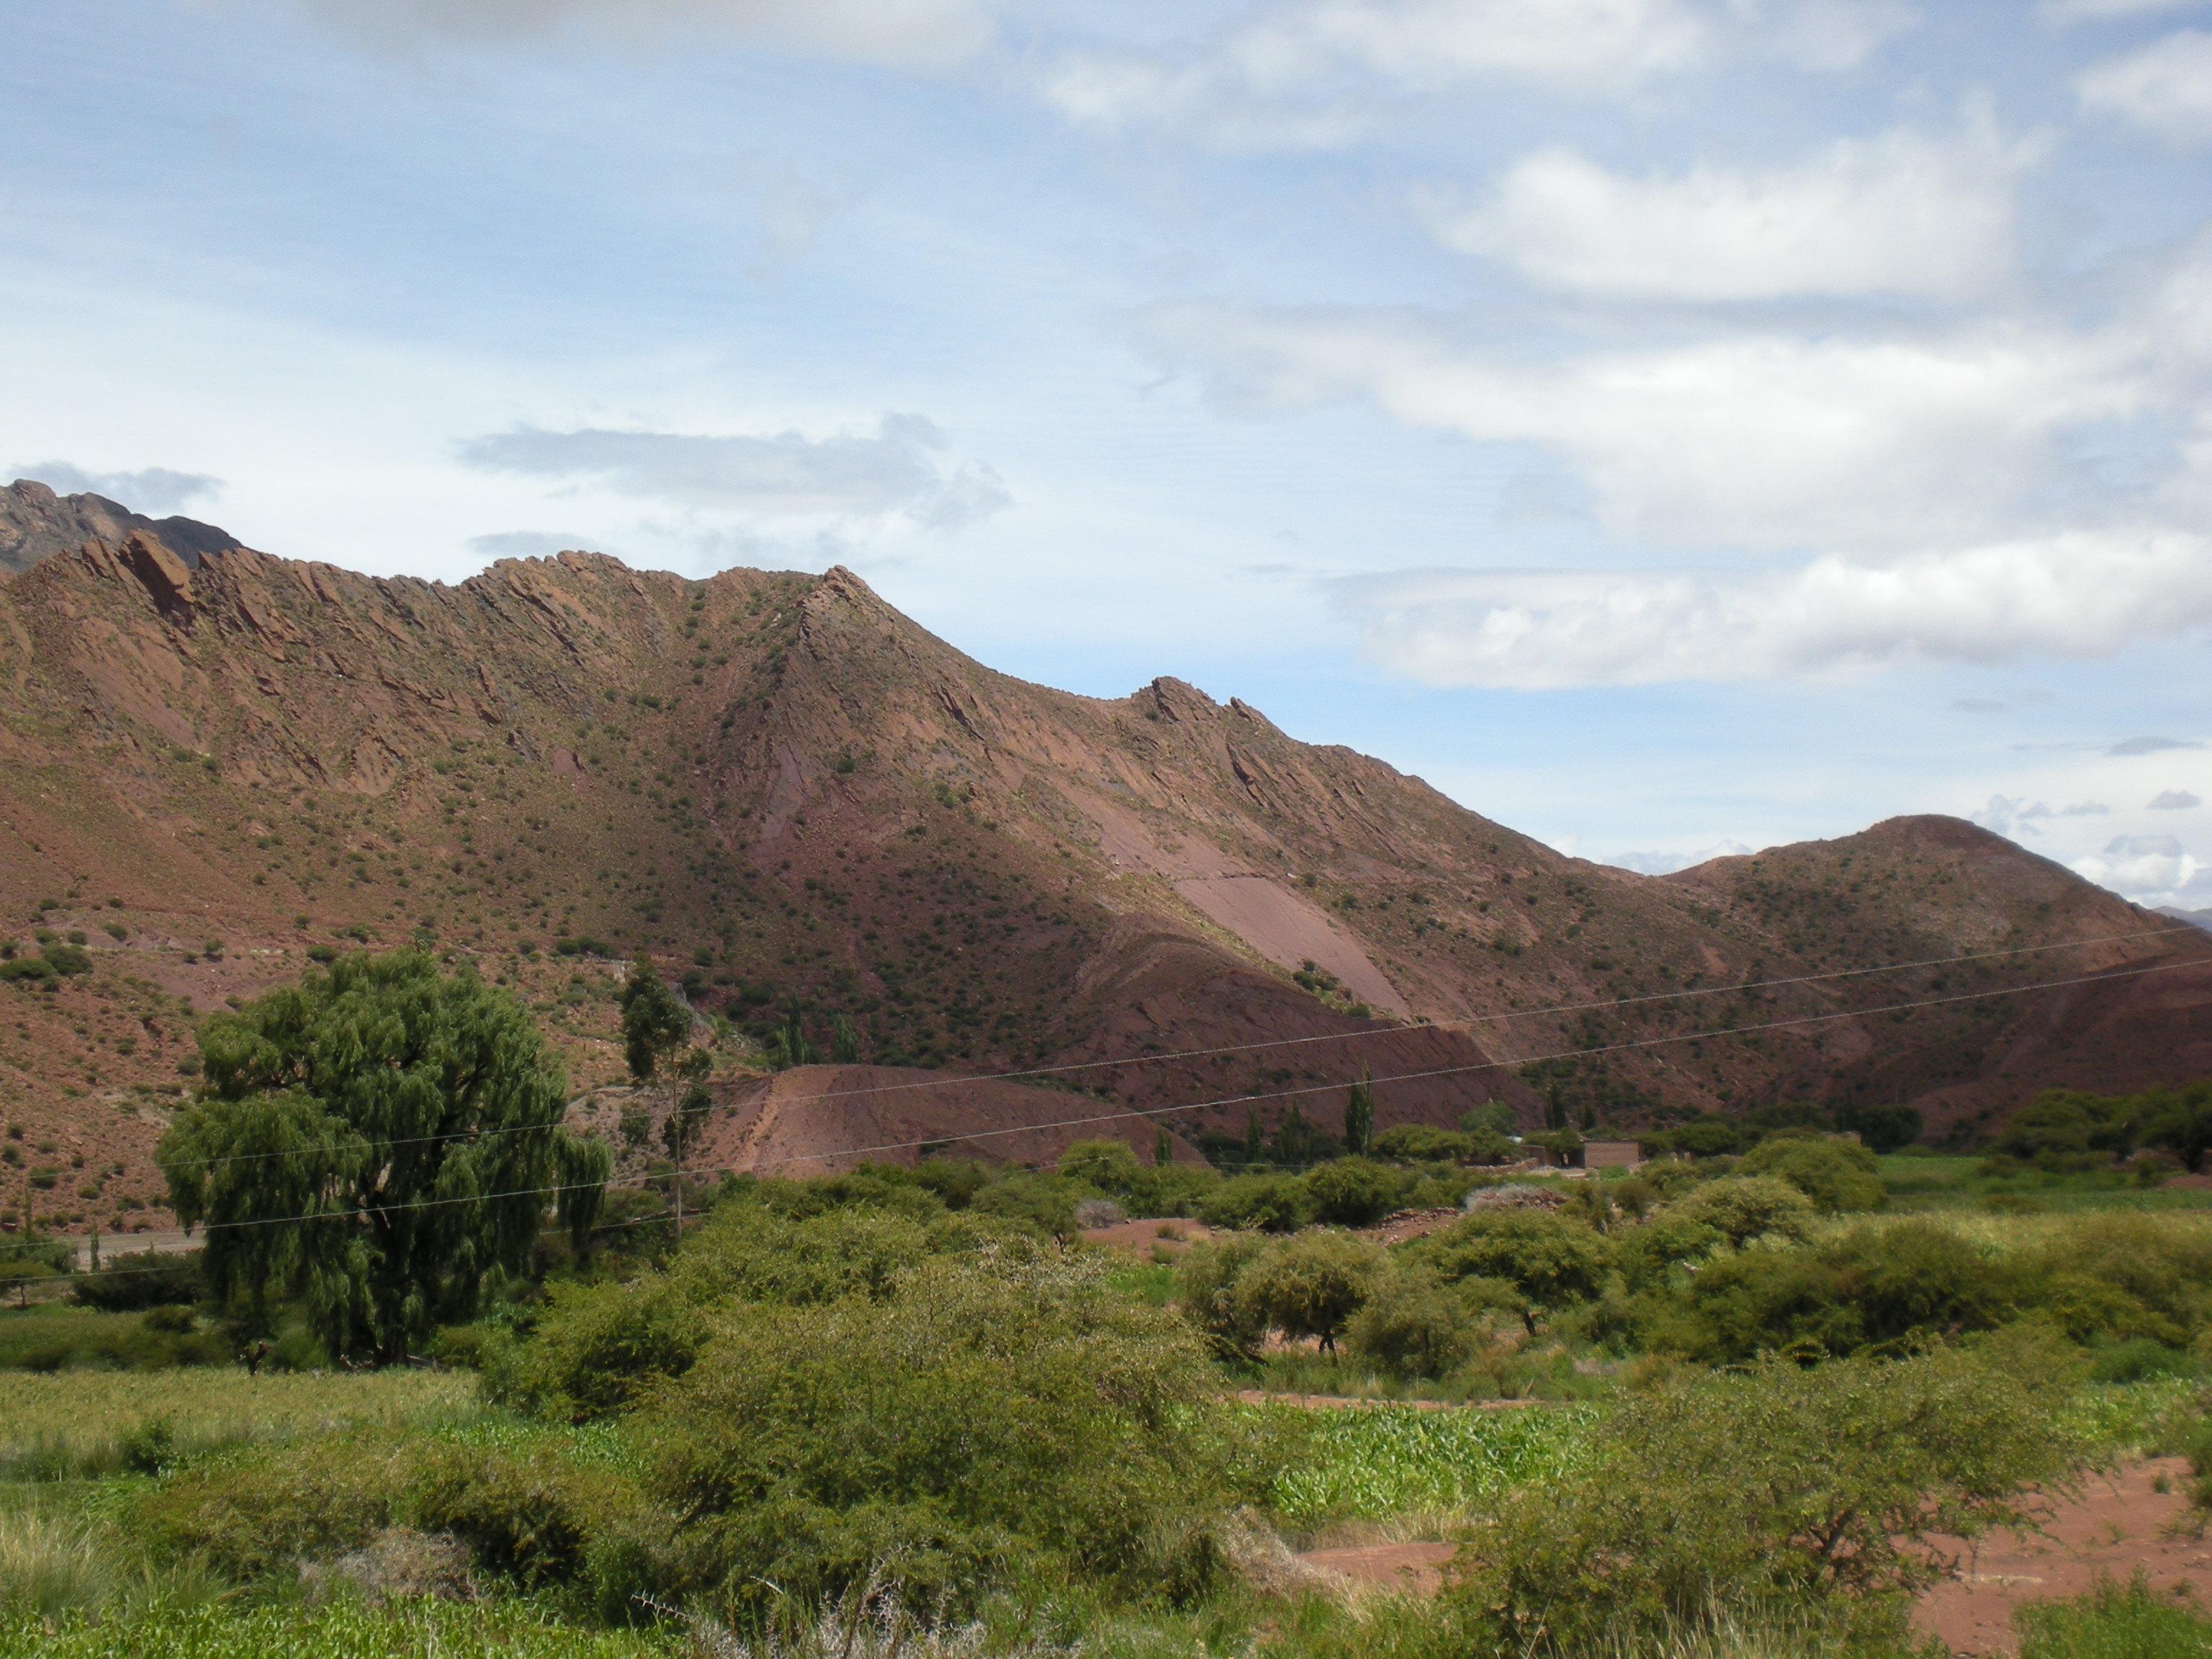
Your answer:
10;1021;2212;1658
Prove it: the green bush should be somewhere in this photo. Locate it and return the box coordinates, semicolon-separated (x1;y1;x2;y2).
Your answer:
0;1306;229;1372
1372;1125;1474;1163
1414;1210;1611;1329
639;1248;1234;1614
492;1204;1010;1420
73;1251;200;1311
1649;1220;2013;1363
1232;1230;1385;1352
1449;1344;2080;1654
133;1440;403;1579
1174;1233;1270;1359
1197;1172;1312;1233
1301;1157;1411;1226
1667;1175;1817;1247
968;1171;1084;1239
1058;1138;1145;1196
1739;1136;1887;1213
1343;1270;1480;1379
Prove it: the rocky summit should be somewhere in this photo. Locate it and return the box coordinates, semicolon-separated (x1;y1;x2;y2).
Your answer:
3;482;2208;1232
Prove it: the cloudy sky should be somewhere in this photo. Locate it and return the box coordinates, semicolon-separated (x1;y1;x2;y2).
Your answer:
6;1;2211;904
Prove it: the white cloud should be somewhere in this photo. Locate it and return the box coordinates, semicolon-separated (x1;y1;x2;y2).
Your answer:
1602;839;1754;872
454;416;1010;529
1423;118;2035;302
1328;529;2212;688
1137;302;2142;552
1970;795;2112;836
2078;30;2212;147
273;0;1002;67
2042;0;2210;23
1039;0;1913;147
2073;832;2202;900
2110;734;2203;755
2152;788;2205;808
14;461;222;513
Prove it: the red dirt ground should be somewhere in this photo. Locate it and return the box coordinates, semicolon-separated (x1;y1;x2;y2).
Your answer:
1288;1456;2211;1654
1912;1456;2212;1655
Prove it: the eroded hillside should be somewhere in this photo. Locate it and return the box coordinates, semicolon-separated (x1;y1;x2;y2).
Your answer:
1;511;2206;1233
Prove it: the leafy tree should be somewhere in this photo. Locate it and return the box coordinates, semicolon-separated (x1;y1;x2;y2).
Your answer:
2141;1083;2212;1172
158;950;610;1364
1342;1073;1374;1156
1460;1100;1517;1138
1419;1210;1610;1331
829;1014;861;1065
1740;1135;1886;1213
1345;1268;1480;1379
1450;1344;2079;1652
1833;1100;1923;1154
1058;1138;1144;1197
619;956;690;1085
1668;1174;1817;1248
1235;1229;1385;1353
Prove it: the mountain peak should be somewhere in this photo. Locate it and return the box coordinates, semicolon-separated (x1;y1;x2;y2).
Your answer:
1;476;243;577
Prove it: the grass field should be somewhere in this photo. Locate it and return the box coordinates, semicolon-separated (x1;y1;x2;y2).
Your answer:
0;1369;478;1483
1875;1153;2212;1214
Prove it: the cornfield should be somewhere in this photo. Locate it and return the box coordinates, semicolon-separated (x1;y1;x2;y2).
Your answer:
1264;1401;1596;1527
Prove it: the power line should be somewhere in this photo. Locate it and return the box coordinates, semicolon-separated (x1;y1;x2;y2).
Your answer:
149;922;2204;1178
76;949;2204;1254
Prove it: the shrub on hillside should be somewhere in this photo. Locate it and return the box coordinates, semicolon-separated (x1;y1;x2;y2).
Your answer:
1739;1135;1886;1213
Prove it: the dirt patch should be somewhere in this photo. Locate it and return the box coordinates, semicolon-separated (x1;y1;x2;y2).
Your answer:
1912;1457;2212;1655
1082;1218;1215;1253
1231;1390;1545;1412
1294;1540;1460;1596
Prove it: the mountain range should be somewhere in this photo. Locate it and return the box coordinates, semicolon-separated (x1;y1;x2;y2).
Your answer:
3;478;2208;1232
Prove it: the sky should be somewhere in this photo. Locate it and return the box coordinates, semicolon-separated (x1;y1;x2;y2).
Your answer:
4;0;2211;905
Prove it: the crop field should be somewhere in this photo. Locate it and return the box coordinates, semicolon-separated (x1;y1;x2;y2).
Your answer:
1262;1401;1597;1529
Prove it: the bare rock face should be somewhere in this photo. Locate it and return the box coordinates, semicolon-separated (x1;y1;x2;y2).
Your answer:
0;477;240;575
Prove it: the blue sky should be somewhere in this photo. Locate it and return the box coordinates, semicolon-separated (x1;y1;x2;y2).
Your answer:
6;0;2212;902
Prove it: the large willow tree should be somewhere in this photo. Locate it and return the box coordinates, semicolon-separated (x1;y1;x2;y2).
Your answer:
160;950;611;1364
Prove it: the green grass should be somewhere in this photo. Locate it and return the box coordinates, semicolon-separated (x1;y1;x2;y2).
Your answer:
0;1369;478;1483
1876;1154;2212;1215
0;1308;228;1373
1258;1401;1597;1529
0;1598;678;1658
2016;1577;2212;1658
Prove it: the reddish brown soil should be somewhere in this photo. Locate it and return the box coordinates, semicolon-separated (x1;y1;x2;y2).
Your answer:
1295;1541;1460;1595
691;1064;1205;1175
1082;1218;1214;1253
1913;1457;2212;1655
3;518;2208;1227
